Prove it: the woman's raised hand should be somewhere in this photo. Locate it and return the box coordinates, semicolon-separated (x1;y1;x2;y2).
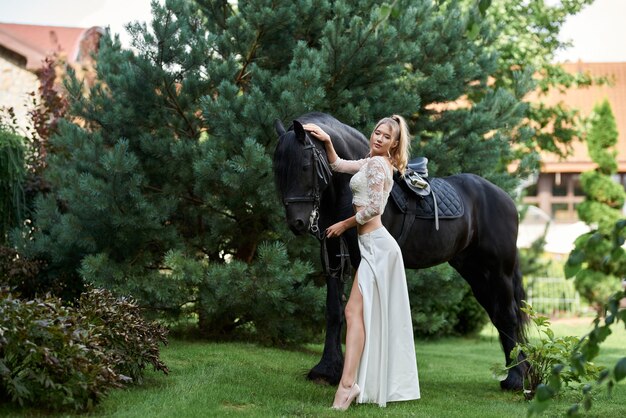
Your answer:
303;123;331;143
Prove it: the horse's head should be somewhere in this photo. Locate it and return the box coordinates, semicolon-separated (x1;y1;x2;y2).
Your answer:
273;118;332;236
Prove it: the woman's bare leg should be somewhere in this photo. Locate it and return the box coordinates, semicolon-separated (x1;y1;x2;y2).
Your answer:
333;272;364;406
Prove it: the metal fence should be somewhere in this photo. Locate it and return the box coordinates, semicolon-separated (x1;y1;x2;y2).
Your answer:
524;276;584;317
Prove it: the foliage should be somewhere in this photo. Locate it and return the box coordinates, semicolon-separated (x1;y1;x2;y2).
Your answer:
24;56;68;196
568;100;624;312
18;0;530;340
407;265;488;338
80;241;324;345
498;302;600;401
577;100;625;232
533;219;626;415
0;246;47;298
26;57;68;167
483;0;601;163
76;288;169;383
0;289;124;411
0;128;26;245
198;242;324;345
0;287;168;412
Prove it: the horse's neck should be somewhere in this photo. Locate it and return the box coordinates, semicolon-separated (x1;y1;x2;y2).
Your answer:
331;132;368;160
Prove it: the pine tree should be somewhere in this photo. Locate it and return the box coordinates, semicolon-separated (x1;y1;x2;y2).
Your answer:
19;0;531;339
567;100;624;312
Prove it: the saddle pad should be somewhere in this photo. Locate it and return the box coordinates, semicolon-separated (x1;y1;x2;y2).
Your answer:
390;177;464;219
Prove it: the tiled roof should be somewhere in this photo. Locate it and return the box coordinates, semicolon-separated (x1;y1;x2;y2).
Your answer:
0;22;97;70
535;61;626;172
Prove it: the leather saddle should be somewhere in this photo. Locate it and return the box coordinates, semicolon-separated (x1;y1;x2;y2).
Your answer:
390;157;464;246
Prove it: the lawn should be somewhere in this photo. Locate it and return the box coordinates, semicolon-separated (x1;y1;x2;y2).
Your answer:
2;319;624;417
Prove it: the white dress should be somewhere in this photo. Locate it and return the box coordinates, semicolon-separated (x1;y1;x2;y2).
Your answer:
331;156;420;407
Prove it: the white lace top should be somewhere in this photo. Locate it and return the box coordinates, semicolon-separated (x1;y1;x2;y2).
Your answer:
330;156;393;225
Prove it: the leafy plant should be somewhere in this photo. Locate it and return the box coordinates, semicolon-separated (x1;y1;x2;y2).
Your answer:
495;302;601;401
530;219;626;415
0;246;46;298
0;287;169;411
77;288;169;383
0;288;124;410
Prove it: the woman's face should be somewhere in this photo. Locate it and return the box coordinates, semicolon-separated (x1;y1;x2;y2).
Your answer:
370;123;398;158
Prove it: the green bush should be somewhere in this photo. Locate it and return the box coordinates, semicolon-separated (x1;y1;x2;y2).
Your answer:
0;287;168;411
77;288;169;383
407;265;489;338
497;302;601;401
0;289;124;410
195;242;325;346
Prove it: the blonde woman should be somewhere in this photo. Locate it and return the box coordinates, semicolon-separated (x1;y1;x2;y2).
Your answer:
304;115;420;410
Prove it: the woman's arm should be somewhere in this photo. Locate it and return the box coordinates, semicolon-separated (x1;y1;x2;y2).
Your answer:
325;215;358;238
355;157;387;225
303;123;366;174
303;123;338;163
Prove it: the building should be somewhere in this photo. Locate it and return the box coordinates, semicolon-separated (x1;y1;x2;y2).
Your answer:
0;22;103;130
522;62;626;222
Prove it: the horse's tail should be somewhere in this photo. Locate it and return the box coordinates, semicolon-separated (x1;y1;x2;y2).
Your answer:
513;250;529;343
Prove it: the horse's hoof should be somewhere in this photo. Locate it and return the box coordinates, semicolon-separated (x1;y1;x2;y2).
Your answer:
500;374;523;391
307;366;341;386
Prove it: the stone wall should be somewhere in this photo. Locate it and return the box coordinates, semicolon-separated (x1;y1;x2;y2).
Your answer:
0;54;39;132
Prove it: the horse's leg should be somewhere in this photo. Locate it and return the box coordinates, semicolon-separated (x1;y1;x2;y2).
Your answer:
451;250;527;391
307;239;344;385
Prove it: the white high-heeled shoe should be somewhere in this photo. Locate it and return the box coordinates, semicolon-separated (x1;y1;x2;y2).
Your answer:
331;382;361;411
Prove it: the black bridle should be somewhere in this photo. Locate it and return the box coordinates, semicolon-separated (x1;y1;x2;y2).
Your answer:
280;131;351;282
282;134;332;239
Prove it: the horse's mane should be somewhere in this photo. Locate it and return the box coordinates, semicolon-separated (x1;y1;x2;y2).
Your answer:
273;112;369;195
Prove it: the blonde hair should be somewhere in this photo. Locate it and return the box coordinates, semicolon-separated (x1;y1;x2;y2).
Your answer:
372;114;411;174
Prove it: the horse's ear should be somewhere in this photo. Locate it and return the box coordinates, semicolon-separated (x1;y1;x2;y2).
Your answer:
274;119;286;136
293;120;306;143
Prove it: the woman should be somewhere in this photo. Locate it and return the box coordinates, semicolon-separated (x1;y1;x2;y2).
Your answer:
303;115;420;410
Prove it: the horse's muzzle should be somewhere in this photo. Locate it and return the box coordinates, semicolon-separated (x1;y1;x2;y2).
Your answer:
288;217;308;235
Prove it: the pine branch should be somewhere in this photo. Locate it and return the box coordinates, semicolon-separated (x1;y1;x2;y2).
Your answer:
141;185;237;220
327;0;397;92
235;28;265;89
162;79;197;139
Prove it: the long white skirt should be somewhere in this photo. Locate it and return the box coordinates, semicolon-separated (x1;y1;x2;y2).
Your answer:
356;227;420;407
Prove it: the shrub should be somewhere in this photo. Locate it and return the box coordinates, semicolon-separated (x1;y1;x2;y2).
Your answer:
0;289;124;410
195;242;325;345
496;302;601;400
0;287;168;411
0;246;46;298
407;265;489;338
77;288;169;383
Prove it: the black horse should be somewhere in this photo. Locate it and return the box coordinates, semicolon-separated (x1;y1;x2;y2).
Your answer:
273;112;527;390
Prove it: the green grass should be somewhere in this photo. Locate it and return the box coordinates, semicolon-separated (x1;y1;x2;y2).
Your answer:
2;320;624;417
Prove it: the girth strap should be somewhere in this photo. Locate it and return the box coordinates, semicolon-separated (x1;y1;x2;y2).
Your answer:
433;190;439;231
396;189;440;247
397;196;417;248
